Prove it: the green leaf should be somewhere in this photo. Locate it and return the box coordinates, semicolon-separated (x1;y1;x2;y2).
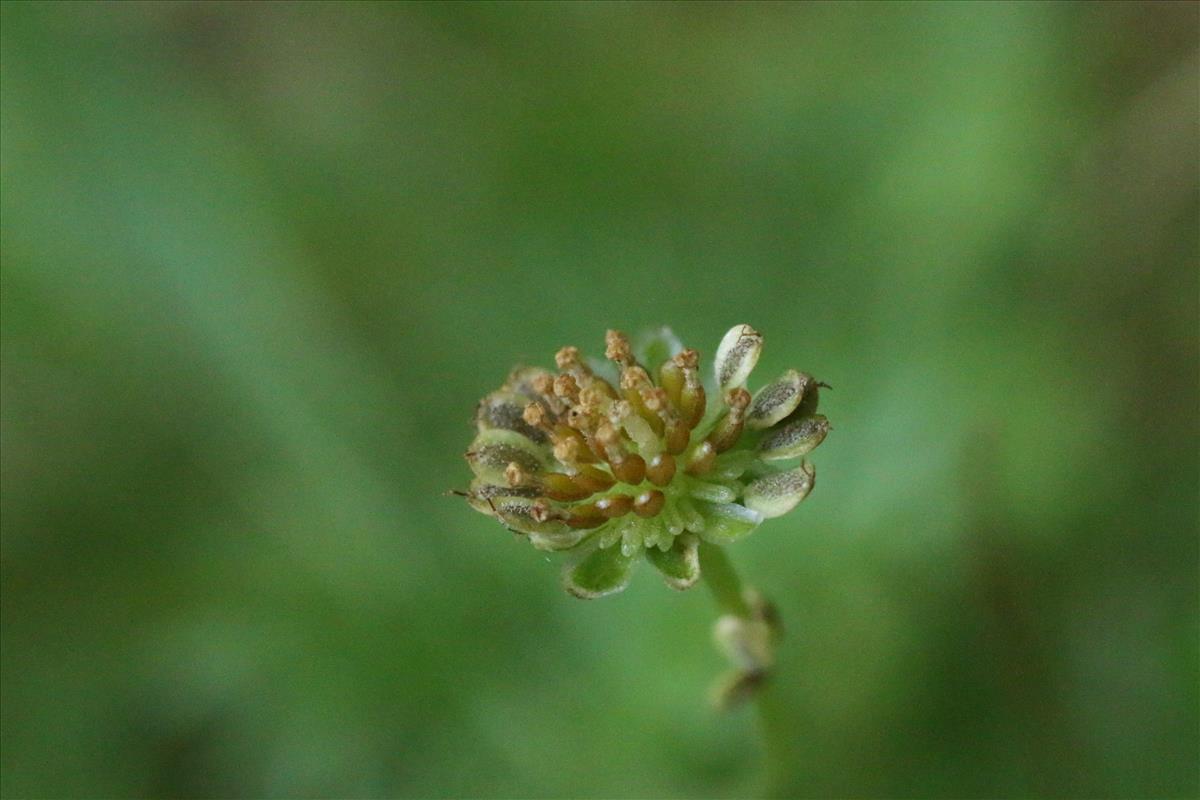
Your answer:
645;533;700;590
693;501;763;544
562;544;637;599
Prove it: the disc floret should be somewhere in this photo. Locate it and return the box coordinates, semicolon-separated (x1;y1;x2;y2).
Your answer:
461;325;829;598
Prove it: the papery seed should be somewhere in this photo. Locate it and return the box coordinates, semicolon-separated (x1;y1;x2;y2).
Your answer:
529;500;556;523
465;430;547;480
746;370;805;430
486;498;568;536
467;481;542;502
714;324;763;391
743;462;815;518
464;482;543;520
758;415;830;461
477;391;549;443
793;375;824;419
504;461;529;487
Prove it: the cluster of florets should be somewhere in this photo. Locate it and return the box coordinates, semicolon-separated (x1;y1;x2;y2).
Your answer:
460;325;829;598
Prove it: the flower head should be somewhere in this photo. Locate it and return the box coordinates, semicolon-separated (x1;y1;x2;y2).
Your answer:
461;325;829;598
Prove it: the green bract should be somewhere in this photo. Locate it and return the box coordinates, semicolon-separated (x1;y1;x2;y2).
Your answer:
460;325;830;598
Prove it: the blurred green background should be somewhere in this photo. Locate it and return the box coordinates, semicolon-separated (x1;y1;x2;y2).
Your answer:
2;1;1197;797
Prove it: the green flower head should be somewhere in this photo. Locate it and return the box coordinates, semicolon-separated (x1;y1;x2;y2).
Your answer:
461;325;829;599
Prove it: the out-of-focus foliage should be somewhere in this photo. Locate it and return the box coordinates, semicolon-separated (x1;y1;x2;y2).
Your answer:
1;2;1196;797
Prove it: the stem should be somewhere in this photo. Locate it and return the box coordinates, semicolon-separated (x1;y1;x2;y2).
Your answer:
754;680;788;798
699;540;752;618
698;541;787;797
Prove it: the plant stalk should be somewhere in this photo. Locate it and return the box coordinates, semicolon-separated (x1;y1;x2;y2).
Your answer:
699;541;787;796
699;540;752;618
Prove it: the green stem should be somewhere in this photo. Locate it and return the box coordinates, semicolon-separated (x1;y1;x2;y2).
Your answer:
699;540;752;618
699;541;787;796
